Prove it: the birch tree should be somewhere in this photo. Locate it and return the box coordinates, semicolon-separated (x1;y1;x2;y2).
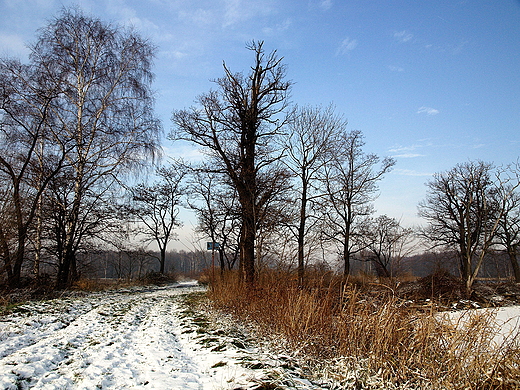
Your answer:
31;8;161;288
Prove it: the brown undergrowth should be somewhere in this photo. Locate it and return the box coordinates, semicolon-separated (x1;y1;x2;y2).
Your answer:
207;270;520;389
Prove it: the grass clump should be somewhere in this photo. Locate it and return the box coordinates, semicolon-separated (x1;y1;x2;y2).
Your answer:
207;270;520;389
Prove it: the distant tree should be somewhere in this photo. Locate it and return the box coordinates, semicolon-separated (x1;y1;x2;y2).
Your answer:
322;130;395;277
127;163;186;274
187;168;240;273
30;8;161;288
493;163;520;282
284;104;347;285
417;161;519;292
363;215;415;277
171;41;291;286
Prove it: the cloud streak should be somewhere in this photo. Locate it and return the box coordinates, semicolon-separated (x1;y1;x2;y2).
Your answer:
388;144;427;153
392;153;425;158
388;65;404;72
394;30;413;43
417;106;440;115
319;0;333;11
392;168;432;177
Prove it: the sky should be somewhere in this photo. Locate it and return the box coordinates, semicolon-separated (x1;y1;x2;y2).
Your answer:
1;0;519;249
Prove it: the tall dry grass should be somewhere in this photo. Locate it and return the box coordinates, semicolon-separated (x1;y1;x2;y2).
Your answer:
207;270;520;389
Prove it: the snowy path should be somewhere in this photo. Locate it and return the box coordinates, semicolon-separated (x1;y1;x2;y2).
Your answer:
0;283;314;390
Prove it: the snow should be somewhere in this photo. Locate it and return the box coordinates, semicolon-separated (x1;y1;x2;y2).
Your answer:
2;282;519;389
0;282;320;389
442;305;520;347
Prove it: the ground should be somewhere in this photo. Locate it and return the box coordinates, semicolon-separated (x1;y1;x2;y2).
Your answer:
0;282;318;390
1;281;519;389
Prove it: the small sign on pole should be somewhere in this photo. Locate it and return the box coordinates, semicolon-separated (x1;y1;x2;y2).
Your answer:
207;242;220;281
206;242;220;250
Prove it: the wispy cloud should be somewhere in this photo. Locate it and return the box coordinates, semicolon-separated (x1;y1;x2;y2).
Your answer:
392;168;432;177
336;37;358;55
263;18;292;36
388;144;425;153
107;0;160;34
417;106;440;116
319;0;333;11
394;30;413;43
223;0;244;27
222;0;274;28
177;8;214;28
392;153;426;158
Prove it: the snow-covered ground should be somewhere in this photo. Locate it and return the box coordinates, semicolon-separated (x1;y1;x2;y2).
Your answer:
0;282;318;390
442;305;520;347
2;282;520;390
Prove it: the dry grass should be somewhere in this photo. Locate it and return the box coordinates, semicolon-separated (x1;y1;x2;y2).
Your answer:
207;270;520;389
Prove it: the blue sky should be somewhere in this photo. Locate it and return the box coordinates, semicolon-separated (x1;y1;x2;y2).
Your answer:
1;0;519;246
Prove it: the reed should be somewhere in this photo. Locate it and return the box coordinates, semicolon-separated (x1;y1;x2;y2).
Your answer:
208;270;520;389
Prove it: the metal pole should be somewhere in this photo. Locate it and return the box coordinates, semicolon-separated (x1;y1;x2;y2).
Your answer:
212;246;215;282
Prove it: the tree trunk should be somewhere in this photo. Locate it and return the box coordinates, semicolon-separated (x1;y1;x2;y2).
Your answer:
0;226;14;285
160;247;166;274
9;242;25;288
241;210;256;286
218;248;225;275
297;180;307;287
343;241;350;277
508;250;520;283
56;246;76;290
9;223;29;288
33;195;43;278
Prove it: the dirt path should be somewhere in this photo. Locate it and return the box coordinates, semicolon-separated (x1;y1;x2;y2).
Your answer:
0;284;213;389
0;283;323;390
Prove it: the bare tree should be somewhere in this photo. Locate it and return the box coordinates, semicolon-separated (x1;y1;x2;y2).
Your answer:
126;164;186;274
187;168;240;273
171;41;291;286
30;8;161;288
322;130;395;277
363;215;416;277
417;161;519;292
45;168;124;280
0;57;67;287
493;163;520;282
284;104;347;285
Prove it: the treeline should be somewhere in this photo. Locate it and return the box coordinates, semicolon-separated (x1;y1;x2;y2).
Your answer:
71;249;207;281
32;247;517;284
1;8;519;292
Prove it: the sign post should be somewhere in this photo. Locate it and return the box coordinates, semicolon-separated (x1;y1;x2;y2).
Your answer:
206;242;220;281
